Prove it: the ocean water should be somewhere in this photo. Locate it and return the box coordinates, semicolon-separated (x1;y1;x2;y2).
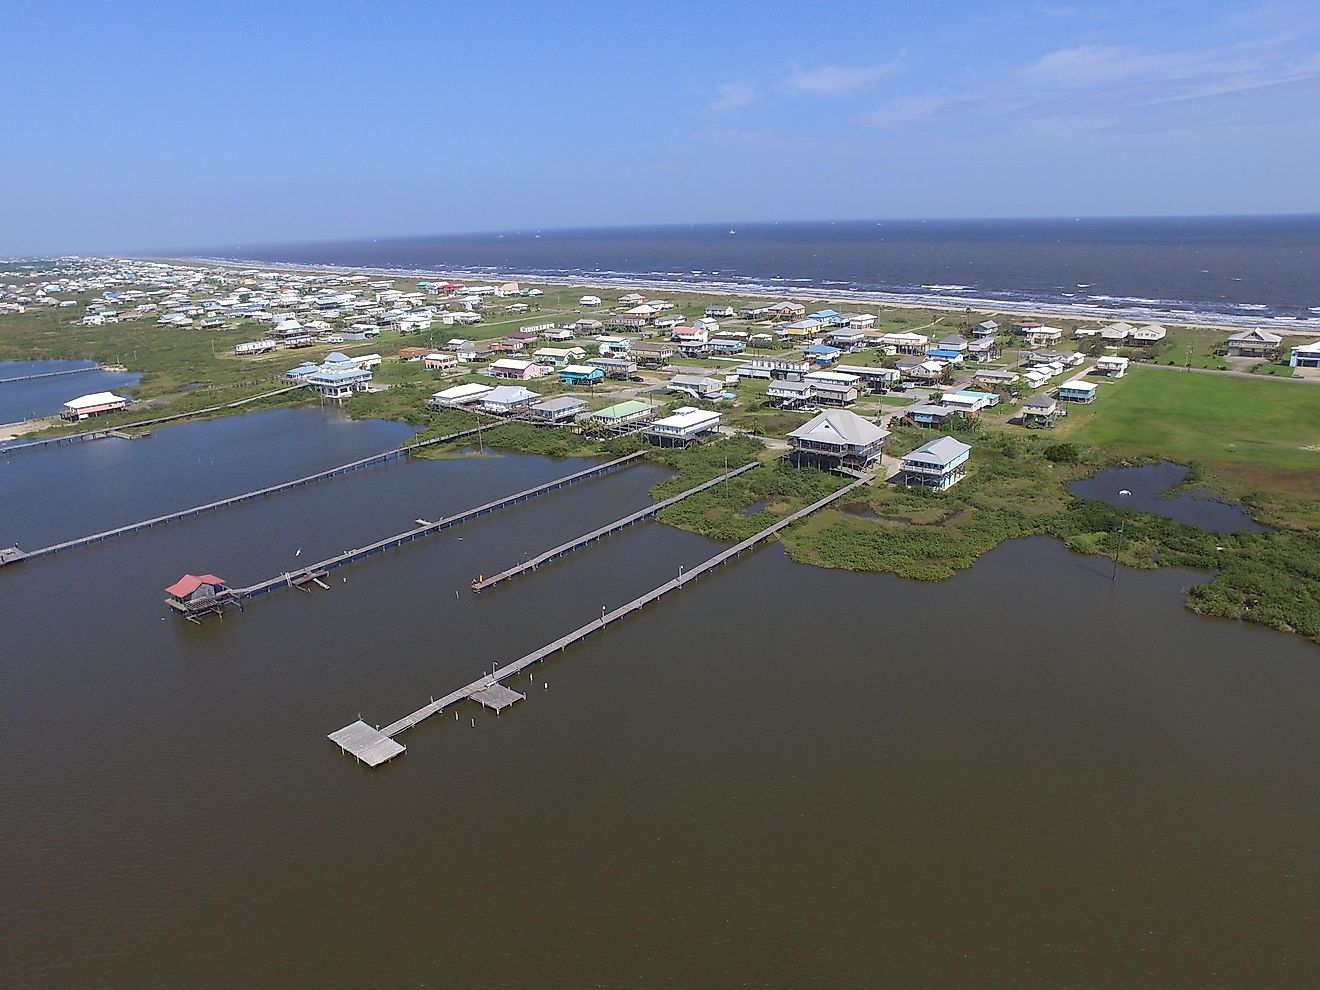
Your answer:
196;215;1320;327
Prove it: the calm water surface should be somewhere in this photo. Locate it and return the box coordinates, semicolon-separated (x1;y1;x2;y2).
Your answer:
2;408;1317;988
1071;461;1268;533
0;359;142;425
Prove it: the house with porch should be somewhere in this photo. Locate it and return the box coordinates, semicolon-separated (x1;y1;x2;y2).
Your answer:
587;356;638;378
879;331;929;353
972;320;999;337
905;403;961;428
966;337;1000;361
560;365;604;386
1020;393;1059;428
479;385;541;415
901;436;971;490
423;352;458;371
306;353;373;399
1017;325;1065;346
1290;339;1320;368
787;409;889;469
1226;329;1283;359
632;341;676;366
60;391;130;421
802;370;860;405
428;383;492;409
670;374;724;400
530;396;588;423
1131;324;1167;345
1058;379;1099;403
1094;355;1129;377
836;365;901;392
590;400;656;431
649;406;722;445
533;346;587;369
488;358;546;380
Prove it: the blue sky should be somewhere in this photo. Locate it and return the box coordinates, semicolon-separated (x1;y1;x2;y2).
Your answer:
2;0;1319;254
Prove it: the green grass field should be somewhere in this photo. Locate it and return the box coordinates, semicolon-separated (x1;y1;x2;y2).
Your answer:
1057;366;1320;494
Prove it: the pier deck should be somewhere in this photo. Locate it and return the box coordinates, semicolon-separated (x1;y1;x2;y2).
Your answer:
331;471;873;765
0;365;100;386
1;422;495;566
471;461;758;591
225;451;647;606
1;385;303;456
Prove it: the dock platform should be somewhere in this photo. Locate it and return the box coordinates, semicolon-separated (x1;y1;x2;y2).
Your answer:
331;471;874;766
327;721;407;767
1;422;492;566
186;451;649;613
471;461;758;591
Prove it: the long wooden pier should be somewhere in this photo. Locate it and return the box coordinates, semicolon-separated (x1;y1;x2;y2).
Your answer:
226;451;648;605
0;364;101;386
330;471;873;766
471;461;759;591
1;385;303;456
0;423;493;567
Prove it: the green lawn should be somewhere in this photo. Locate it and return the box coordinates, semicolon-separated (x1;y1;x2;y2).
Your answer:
1058;367;1320;494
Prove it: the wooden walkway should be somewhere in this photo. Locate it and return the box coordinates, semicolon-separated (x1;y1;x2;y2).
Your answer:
227;451;647;605
1;385;303;456
0;423;492;566
471;461;759;591
331;471;873;765
0;365;101;386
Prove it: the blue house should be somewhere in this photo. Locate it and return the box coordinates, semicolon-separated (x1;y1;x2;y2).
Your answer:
808;309;844;326
804;344;841;365
926;347;965;364
559;364;604;386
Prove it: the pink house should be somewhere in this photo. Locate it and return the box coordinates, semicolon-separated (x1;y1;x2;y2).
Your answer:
488;358;546;380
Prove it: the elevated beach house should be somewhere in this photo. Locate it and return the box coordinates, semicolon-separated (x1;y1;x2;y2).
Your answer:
649;406;722;445
1094;355;1129;377
306;352;372;399
529;396;588;423
60;390;129;421
1226;329;1283;359
787;409;889;469
488;358;546;380
1020;393;1059;428
427;382;492;409
590;399;656;432
901;435;971;490
1289;339;1320;368
1057;379;1099;403
479;385;541;415
669;374;724;400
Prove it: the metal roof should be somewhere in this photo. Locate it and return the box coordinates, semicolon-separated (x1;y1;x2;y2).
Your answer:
788;409;889;446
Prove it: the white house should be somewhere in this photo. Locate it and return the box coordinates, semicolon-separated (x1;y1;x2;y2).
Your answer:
427;383;492;409
901;435;971;490
1289;339;1320;368
649;406;722;444
579;295;602;307
60;391;129;421
1094;355;1129;378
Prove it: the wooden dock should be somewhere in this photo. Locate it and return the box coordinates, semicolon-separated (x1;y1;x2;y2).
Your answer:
330;471;873;766
1;385;303;457
0;365;101;386
0;422;494;567
471;461;758;591
215;451;648;607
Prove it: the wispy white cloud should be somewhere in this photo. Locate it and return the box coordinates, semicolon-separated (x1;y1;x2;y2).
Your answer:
704;81;757;114
780;58;905;96
857;29;1320;137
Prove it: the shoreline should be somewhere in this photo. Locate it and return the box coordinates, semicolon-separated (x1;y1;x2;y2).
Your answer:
154;254;1320;336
